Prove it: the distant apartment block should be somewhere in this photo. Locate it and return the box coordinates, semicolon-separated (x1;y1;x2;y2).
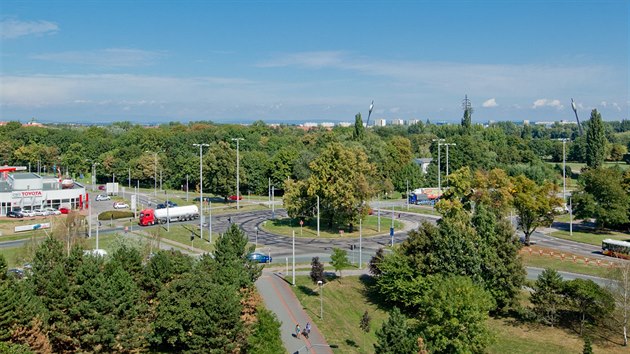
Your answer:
374;119;387;127
338;122;352;127
408;119;420;126
391;119;404;126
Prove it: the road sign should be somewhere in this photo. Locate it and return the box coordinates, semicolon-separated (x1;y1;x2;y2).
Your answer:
389;227;394;237
300;220;304;226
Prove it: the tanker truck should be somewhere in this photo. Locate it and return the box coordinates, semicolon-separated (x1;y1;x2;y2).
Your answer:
139;205;199;226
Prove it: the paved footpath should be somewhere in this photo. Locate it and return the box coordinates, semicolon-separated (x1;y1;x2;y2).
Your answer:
256;270;333;354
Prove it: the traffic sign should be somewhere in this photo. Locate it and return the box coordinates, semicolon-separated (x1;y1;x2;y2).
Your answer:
299;220;304;226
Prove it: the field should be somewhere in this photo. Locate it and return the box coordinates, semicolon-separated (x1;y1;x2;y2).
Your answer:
261;215;404;238
290;275;628;354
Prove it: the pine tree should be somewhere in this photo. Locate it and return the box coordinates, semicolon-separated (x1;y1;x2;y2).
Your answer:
210;223;261;288
531;268;565;326
585;109;607;169
353;113;365;140
374;307;418;354
368;247;385;277
310;257;325;284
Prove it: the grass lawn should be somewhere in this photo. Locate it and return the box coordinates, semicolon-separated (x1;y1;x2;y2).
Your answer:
549;228;630;246
261;216;404;239
290;275;628;354
149;224;216;253
386;205;441;217
519;246;615;278
291;275;388;353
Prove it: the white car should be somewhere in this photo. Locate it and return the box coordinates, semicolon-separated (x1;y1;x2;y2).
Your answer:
45;207;61;215
33;209;50;216
96;194;111;201
113;202;129;209
21;210;36;217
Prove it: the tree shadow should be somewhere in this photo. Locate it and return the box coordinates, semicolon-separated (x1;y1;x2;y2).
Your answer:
345;339;358;347
358;274;392;310
297;284;317;296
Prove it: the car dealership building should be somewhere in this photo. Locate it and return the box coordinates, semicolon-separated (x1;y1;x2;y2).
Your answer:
0;172;87;217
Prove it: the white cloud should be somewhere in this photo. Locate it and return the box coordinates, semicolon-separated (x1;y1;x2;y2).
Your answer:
612;102;621;112
0;19;58;39
532;98;564;110
482;98;498;108
31;48;165;67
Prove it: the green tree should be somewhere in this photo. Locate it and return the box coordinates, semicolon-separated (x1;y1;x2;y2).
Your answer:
573;167;629;229
583;336;593;354
284;143;377;228
607;261;629;346
531;268;565;326
368;247;385;277
417;276;494;354
310;257;325;284
208;223;261;288
360;310;371;350
246;307;284;354
564;279;615;335
353;112;365;140
204;141;238;199
512;175;562;245
330;248;350;277
585;109;607;169
374;307;418;354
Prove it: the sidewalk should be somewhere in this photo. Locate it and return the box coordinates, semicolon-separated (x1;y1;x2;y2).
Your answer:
256;270;333;354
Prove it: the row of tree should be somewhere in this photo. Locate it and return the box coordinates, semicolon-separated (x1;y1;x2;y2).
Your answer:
0;224;284;353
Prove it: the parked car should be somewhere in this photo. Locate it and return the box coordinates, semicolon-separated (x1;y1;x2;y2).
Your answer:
6;268;25;279
98;185;106;191
33;209;49;216
228;195;243;201
113;202;129;209
45;207;61;215
247;252;272;263
20;210;36;217
59;207;70;214
193;196;212;202
7;210;24;218
96;194;111;201
156;203;166;209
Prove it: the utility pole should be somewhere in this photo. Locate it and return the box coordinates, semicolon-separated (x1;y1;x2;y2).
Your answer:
317;195;320;237
193;143;209;241
208;201;212;244
432;139;445;193
231;138;244;210
359;218;362;269
561;138;568;204
292;230;296;286
186;174;189;201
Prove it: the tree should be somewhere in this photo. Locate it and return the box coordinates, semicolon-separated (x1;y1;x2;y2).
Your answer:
246;307;284;354
608;261;630;346
531;268;565;327
310;257;325;284
374;307;418;354
368;247;385;277
359;310;371;350
417;275;494;354
208;223;261;288
572;167;629;229
353;113;365;140
284;143;377;228
204;141;238;199
583;336;593;354
512;175;562;245
330;248;350;277
585;109;607;169
564;279;615;335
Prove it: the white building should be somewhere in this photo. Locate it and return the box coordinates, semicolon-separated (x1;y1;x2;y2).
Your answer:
391;119;405;126
374;119;387;127
408;119;420;126
0;173;87;216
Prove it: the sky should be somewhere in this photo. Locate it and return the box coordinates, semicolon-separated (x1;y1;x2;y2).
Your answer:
0;0;628;124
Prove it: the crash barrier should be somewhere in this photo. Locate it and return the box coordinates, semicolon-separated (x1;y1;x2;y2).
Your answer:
524;247;617;269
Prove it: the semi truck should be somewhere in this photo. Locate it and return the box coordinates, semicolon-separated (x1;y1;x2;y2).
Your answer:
139;205;199;226
408;188;441;206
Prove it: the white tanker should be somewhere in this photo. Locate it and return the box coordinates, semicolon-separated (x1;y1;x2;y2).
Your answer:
139;205;199;226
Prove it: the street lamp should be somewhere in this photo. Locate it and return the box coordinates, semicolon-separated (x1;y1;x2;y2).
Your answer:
318;280;323;319
444;143;456;186
255;226;259;248
231;138;244;210
558;138;569;205
432;139;445;193
91;162;99;192
193;143;209;241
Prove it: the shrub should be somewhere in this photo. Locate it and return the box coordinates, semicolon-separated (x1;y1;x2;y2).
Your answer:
98;211;134;220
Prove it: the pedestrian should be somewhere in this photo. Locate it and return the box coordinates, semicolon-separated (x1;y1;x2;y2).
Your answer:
305;322;311;335
295;323;301;339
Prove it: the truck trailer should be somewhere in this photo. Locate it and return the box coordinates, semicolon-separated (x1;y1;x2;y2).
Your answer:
139;205;199;226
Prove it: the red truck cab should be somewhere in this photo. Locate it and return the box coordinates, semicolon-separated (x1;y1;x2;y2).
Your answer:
139;209;155;226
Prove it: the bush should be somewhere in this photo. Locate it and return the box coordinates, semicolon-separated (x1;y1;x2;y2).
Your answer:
98;211;134;220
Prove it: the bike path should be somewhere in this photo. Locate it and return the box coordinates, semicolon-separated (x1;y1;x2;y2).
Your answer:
256;270;333;354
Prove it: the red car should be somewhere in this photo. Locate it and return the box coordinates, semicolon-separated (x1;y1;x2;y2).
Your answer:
59;207;70;214
98;185;106;191
228;195;243;201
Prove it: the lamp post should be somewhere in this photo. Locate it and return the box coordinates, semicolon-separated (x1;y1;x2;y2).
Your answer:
432;139;445;193
255;226;259;248
231;138;244;210
193;143;209;241
91;162;99;192
292;230;296;286
186;174;189;201
444;143;456;186
359;218;362;269
318;280;323;319
560;138;568;204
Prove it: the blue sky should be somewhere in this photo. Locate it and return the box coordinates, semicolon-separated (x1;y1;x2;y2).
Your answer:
1;0;628;124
